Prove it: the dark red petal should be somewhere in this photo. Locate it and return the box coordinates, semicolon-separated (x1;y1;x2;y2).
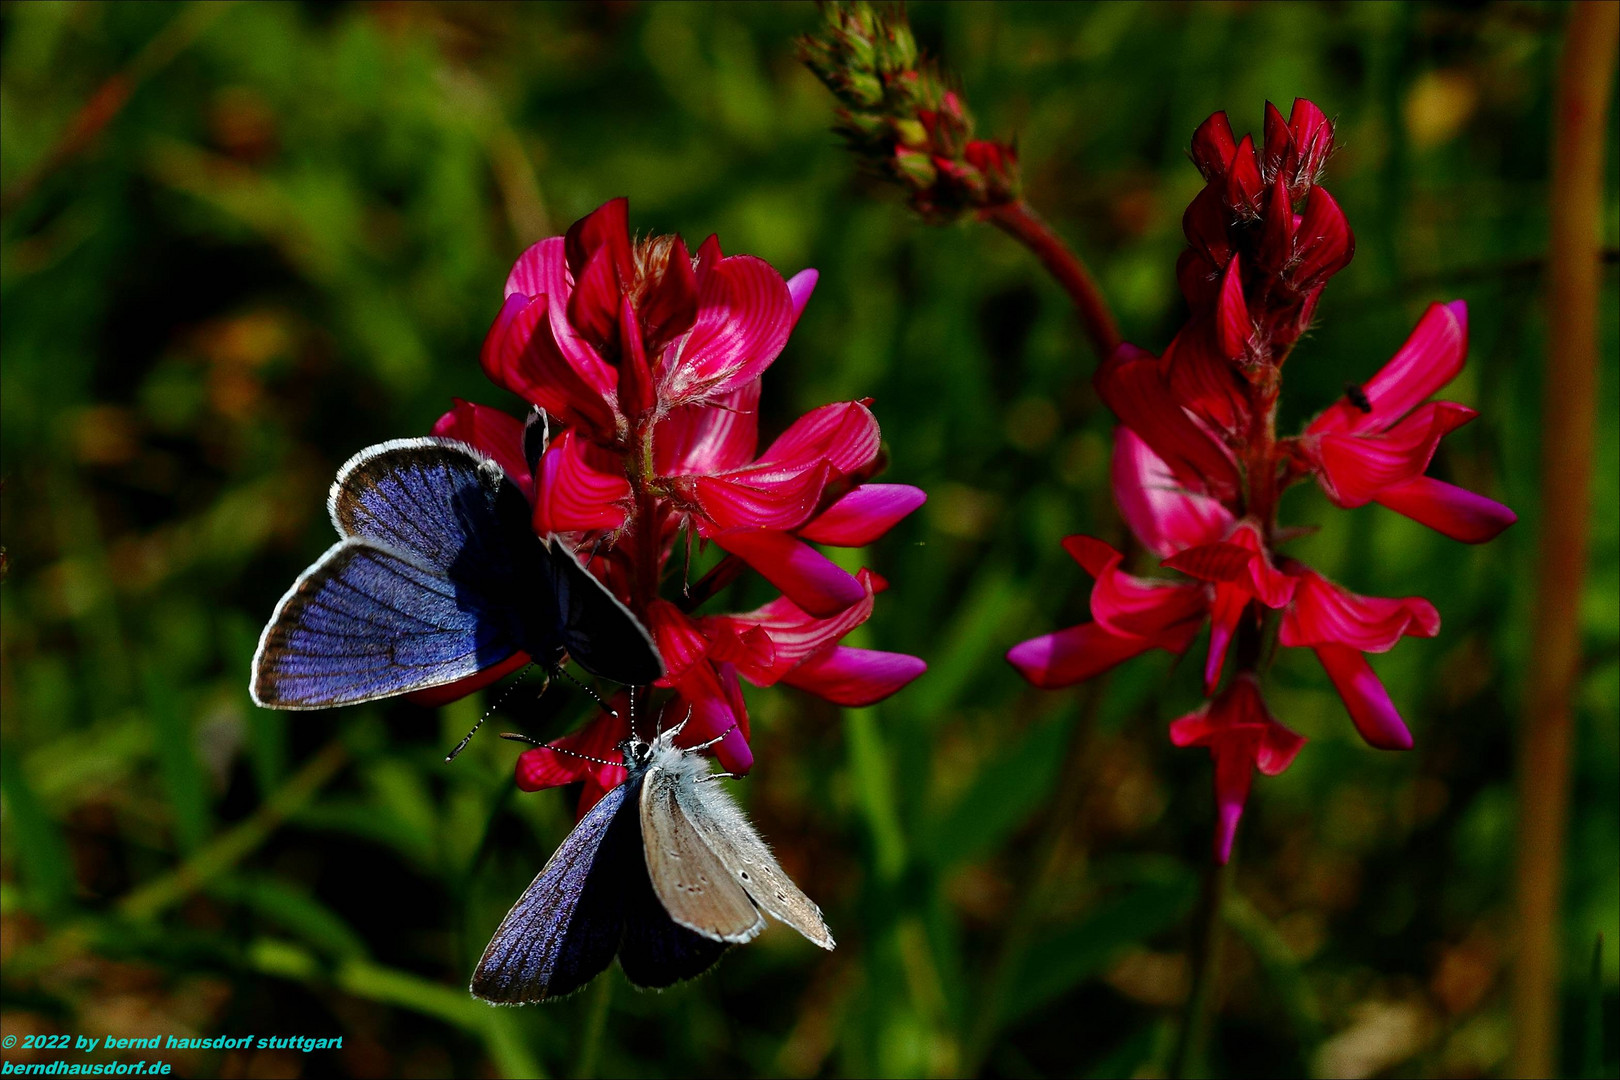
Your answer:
516;708;631;792
567;242;623;350
1313;644;1413;750
1288;98;1334;185
799;484;927;546
713;530;867;617
1182;184;1233;269
1061;534;1125;579
1261;100;1292;179
616;292;656;419
1163;542;1254;582
1224;135;1263;214
564;196;633;281
1204;582;1247;693
1162;324;1249;437
1372;475;1517;543
1215;253;1250;359
780;646;926;706
645;600;711;683
1190;111;1238;181
1258;174;1296;272
1292;186;1354;285
641;234;699;350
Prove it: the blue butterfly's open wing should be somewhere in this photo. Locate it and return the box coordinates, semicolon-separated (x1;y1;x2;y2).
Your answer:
471;779;636;1004
252;438;552;709
542;542;665;686
250;540;520;708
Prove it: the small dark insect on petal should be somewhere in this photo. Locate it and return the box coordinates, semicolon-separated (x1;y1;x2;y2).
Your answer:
1344;382;1373;412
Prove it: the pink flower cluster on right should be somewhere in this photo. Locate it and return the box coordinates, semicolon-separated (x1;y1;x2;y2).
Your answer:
1006;100;1516;863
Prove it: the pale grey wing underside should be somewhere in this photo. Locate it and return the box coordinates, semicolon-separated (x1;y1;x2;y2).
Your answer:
675;769;836;950
640;766;766;944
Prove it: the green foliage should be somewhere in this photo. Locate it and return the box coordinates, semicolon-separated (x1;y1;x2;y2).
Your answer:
1;2;1615;1077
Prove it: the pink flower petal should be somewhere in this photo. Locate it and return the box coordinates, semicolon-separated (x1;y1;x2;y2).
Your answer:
431;399;532;496
787;268;818;326
780;646;926;706
563;196;633;282
656;379;761;476
645;600;711;683
1204;582;1248;693
515;707;630;792
533;430;630;534
481;294;618;439
663;254;794;404
1311;302;1467;436
757;399;881;476
1111;427;1234;558
799;484;927;546
686;461;835;533
1097;345;1241;503
1007;621;1166;690
713;530;867;617
1313;644;1414;750
1314;400;1476;506
1279;568;1439;653
504;236;570;299
1373;475;1518;543
703;571;881;685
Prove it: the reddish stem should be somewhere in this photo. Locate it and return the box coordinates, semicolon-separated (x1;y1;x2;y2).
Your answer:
1514;3;1618;1075
984;201;1122;359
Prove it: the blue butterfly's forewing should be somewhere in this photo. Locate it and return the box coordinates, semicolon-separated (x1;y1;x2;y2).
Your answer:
251;540;520;709
471;777;637;1004
617;848;730;988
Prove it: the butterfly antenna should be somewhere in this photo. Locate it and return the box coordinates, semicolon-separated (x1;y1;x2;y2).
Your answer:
499;732;620;768
445;665;540;762
627;686;642;744
686;721;738;753
553;665;617;716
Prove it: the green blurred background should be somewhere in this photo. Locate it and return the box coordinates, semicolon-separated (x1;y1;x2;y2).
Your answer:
1;2;1615;1077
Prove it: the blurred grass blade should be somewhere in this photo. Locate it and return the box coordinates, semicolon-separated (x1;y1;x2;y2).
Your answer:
1222;886;1323;1049
206;874;370;961
1585;933;1604;1080
120;741;348;921
919;706;1071;869
999;874;1198;1030
846;707;906;881
142;659;212;853
0;743;75;912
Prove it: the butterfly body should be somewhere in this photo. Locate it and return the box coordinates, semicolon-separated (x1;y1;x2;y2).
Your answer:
471;730;834;1004
251;437;662;710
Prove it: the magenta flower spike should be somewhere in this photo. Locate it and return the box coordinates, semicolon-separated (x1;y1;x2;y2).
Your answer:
438;199;925;815
1008;100;1515;861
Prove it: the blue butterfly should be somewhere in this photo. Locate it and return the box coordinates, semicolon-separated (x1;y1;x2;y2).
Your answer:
250;436;662;710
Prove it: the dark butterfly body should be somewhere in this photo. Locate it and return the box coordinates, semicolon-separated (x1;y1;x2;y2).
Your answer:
251;437;662;710
472;731;834;1004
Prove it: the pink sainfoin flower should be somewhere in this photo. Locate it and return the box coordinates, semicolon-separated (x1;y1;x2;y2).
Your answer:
444;199;925;815
1008;101;1514;862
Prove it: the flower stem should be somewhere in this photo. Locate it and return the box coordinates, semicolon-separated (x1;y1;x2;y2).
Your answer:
984;200;1121;360
1170;854;1234;1079
1513;4;1619;1076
